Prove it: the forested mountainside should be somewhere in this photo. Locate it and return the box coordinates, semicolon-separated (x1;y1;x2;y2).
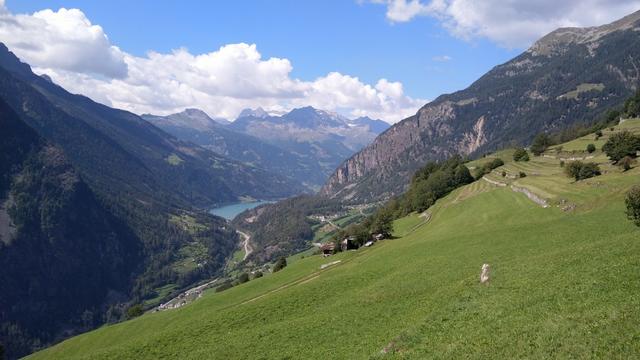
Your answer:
322;10;640;203
0;99;141;359
232;196;344;263
0;45;302;206
0;43;296;358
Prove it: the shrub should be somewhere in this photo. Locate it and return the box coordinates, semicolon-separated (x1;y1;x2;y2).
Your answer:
513;148;529;162
578;163;601;180
626;185;640;226
586;144;596;153
560;160;565;168
595;130;603;139
252;271;263;279
501;171;506;177
519;171;527;178
126;304;144;319
530;133;552;156
215;281;233;292
602;131;640;163
489;158;504;169
272;257;287;273
620;156;635;171
565;161;601;181
237;272;250;284
624;90;640;118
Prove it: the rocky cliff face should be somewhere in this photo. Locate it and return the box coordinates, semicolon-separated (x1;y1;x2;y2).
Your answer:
321;10;640;203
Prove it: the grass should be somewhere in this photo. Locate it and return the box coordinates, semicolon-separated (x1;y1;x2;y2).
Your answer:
557;83;605;100
29;125;640;359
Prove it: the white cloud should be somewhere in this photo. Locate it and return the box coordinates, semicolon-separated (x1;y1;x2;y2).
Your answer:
372;0;640;47
0;6;127;78
0;5;424;123
432;55;451;62
385;0;428;22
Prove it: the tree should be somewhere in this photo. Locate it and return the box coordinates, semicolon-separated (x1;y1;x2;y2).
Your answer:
626;185;640;226
126;304;144;319
519;171;527;178
624;90;640;118
565;161;601;181
606;109;621;123
81;310;94;329
272;257;287;272
602;131;640;163
530;133;552;156
620;156;635;171
586;144;596;153
578;163;601;180
371;207;394;236
215;281;233;292
490;158;505;168
513;148;530;161
237;272;250;284
252;271;263;279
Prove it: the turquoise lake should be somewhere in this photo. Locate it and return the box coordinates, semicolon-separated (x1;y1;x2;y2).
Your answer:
209;200;273;220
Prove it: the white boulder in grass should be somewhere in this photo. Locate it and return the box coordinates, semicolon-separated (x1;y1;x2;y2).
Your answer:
480;263;490;284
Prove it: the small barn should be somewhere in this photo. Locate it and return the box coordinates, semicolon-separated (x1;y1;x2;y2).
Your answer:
341;236;358;251
320;242;335;256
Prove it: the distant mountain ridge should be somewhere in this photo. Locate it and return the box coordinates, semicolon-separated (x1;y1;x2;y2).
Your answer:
145;106;390;190
322;10;640;203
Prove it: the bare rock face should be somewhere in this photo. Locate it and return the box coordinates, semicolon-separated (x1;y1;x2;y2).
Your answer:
321;10;640;204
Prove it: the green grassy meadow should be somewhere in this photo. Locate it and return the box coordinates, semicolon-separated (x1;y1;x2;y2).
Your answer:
29;121;640;359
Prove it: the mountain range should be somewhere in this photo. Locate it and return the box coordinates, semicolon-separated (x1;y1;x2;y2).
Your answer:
322;10;640;203
144;106;389;190
0;43;303;358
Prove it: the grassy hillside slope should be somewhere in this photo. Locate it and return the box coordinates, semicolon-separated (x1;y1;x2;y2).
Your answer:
30;121;640;359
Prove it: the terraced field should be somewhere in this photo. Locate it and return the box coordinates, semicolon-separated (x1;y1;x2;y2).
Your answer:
29;121;640;359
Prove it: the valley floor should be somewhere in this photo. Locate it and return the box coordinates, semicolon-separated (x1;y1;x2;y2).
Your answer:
28;122;640;359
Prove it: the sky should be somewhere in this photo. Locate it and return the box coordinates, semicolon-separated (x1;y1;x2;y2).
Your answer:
2;0;640;122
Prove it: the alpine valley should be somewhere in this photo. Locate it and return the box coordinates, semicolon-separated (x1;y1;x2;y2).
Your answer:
143;107;389;190
2;4;640;360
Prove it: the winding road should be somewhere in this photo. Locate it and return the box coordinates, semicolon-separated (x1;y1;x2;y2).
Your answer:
237;230;252;260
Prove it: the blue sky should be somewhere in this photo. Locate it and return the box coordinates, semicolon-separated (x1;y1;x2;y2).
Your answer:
3;0;639;121
7;0;517;100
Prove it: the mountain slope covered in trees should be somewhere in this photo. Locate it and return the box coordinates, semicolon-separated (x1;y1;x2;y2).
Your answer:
0;98;142;359
0;43;301;358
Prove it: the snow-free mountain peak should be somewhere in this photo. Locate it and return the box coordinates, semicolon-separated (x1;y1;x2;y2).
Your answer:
237;107;270;119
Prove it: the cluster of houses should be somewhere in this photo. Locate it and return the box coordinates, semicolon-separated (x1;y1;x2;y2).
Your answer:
319;233;386;257
155;277;219;312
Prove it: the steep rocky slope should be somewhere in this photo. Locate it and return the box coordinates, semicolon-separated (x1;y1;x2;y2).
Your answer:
322;10;640;203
